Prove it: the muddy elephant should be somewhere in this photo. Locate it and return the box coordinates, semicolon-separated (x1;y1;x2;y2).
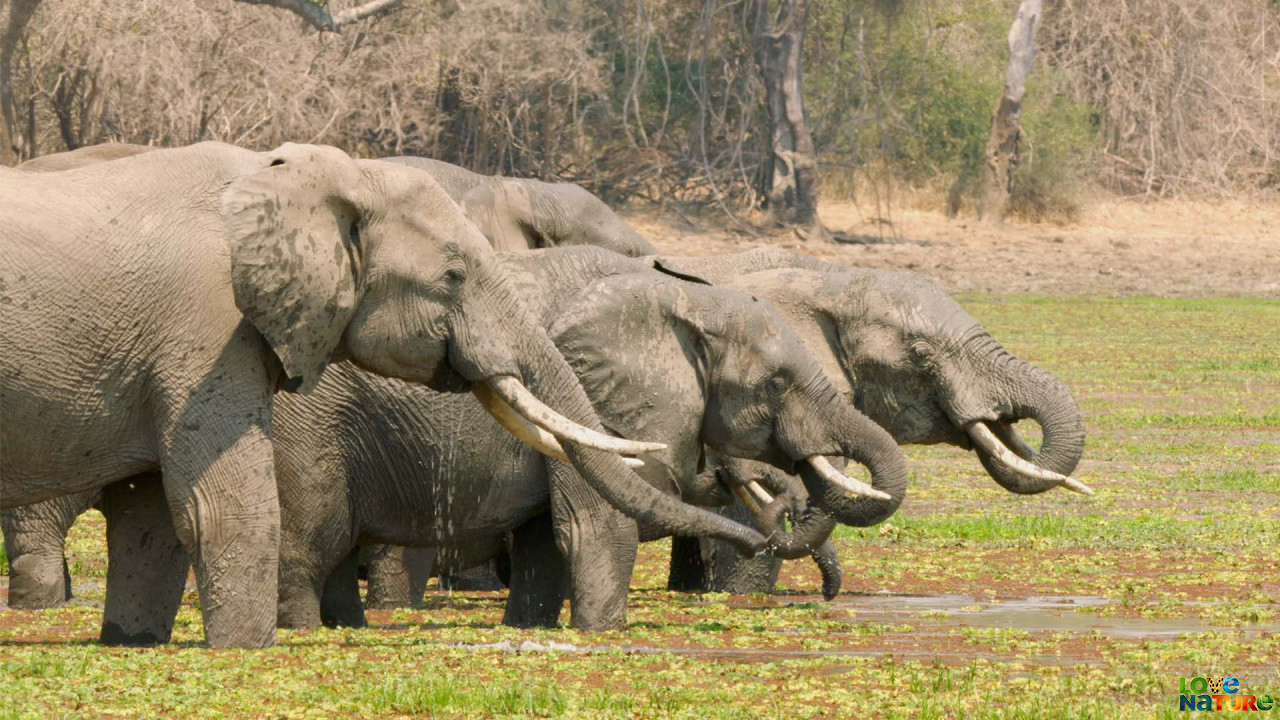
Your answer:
381;156;655;257
16;144;655;257
647;249;1089;593
264;246;905;631
0;143;764;647
1;144;661;615
365;248;1091;602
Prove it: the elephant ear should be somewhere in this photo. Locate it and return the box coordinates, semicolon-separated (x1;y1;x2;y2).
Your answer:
460;181;541;252
220;143;365;393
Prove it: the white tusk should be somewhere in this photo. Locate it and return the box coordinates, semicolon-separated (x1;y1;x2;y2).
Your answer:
732;485;763;517
968;422;1093;496
747;481;774;506
994;421;1038;460
806;456;893;501
486;376;666;457
473;383;644;468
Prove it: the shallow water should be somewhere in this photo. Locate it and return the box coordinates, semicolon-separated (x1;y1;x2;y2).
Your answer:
831;592;1280;640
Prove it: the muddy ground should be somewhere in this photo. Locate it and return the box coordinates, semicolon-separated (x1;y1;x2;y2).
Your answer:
630;198;1280;297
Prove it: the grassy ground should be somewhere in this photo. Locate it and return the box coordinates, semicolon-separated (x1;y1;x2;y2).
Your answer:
2;295;1278;719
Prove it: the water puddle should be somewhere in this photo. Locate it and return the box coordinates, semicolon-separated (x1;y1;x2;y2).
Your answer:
829;593;1280;640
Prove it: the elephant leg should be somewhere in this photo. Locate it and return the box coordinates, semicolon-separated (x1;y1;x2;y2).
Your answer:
672;500;782;595
547;461;638;631
503;513;566;628
99;473;191;646
364;545;435;609
666;535;711;593
158;346;279;649
319;547;366;628
1;489;98;609
441;560;507;591
277;449;353;630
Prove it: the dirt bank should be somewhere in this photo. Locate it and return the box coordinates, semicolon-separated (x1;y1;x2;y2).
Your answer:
628;199;1280;297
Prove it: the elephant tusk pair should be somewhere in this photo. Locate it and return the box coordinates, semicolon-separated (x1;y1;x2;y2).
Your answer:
806;456;893;501
732;481;776;517
967;422;1094;496
472;376;659;467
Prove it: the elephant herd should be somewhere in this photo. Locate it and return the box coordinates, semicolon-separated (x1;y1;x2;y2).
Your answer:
0;141;1090;649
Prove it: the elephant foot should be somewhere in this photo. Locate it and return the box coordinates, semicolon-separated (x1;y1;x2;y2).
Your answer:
4;554;72;610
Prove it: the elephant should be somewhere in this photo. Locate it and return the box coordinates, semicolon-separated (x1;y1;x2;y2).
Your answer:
1;144;660;614
381;157;656;257
261;246;906;631
644;249;1090;593
16;144;656;257
361;247;1091;603
0;142;767;647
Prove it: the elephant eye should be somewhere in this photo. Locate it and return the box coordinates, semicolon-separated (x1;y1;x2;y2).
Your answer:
348;220;363;255
767;372;789;395
911;340;936;360
442;267;467;286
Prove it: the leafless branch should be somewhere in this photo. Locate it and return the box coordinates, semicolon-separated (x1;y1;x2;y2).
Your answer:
234;0;402;33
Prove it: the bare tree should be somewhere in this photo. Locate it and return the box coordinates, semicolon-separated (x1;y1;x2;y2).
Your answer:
235;0;402;32
753;0;823;233
978;0;1042;223
1;0;40;165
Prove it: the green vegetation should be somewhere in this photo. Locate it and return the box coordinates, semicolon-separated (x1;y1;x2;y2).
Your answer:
3;295;1278;718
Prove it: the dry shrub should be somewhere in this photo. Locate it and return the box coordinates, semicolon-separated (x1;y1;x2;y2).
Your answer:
10;0;608;177
1042;0;1280;197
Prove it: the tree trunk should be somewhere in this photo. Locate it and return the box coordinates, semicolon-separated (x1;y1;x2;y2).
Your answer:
754;0;823;234
1;0;40;166
977;0;1043;223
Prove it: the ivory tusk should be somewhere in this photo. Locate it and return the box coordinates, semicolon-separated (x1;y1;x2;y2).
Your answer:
968;422;1093;496
473;383;644;468
993;421;1039;461
747;481;774;506
486;376;666;456
806;456;893;501
732;485;763;517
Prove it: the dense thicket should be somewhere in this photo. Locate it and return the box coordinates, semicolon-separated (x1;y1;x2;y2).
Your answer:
3;0;1277;217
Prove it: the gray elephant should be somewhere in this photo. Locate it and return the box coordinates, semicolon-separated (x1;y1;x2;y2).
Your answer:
1;144;661;614
382;157;657;257
15;144;656;257
263;246;905;631
648;249;1089;593
364;248;1091;603
0;144;660;609
0;143;764;647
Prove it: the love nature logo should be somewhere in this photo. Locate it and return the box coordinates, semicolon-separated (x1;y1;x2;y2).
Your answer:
1179;676;1276;712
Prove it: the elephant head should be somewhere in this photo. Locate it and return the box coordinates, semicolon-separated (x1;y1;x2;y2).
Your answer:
724;268;1088;496
545;272;910;558
458;180;656;257
219;143;766;552
379;155;656;258
647;249;1088;497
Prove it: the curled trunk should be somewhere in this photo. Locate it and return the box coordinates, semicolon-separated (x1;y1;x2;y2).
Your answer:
977;357;1085;494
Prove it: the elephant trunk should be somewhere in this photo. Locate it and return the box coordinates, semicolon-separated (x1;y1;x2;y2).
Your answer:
475;264;767;556
976;354;1086;494
765;392;909;559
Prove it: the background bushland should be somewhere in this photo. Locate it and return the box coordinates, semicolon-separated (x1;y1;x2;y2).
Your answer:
4;0;1278;219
